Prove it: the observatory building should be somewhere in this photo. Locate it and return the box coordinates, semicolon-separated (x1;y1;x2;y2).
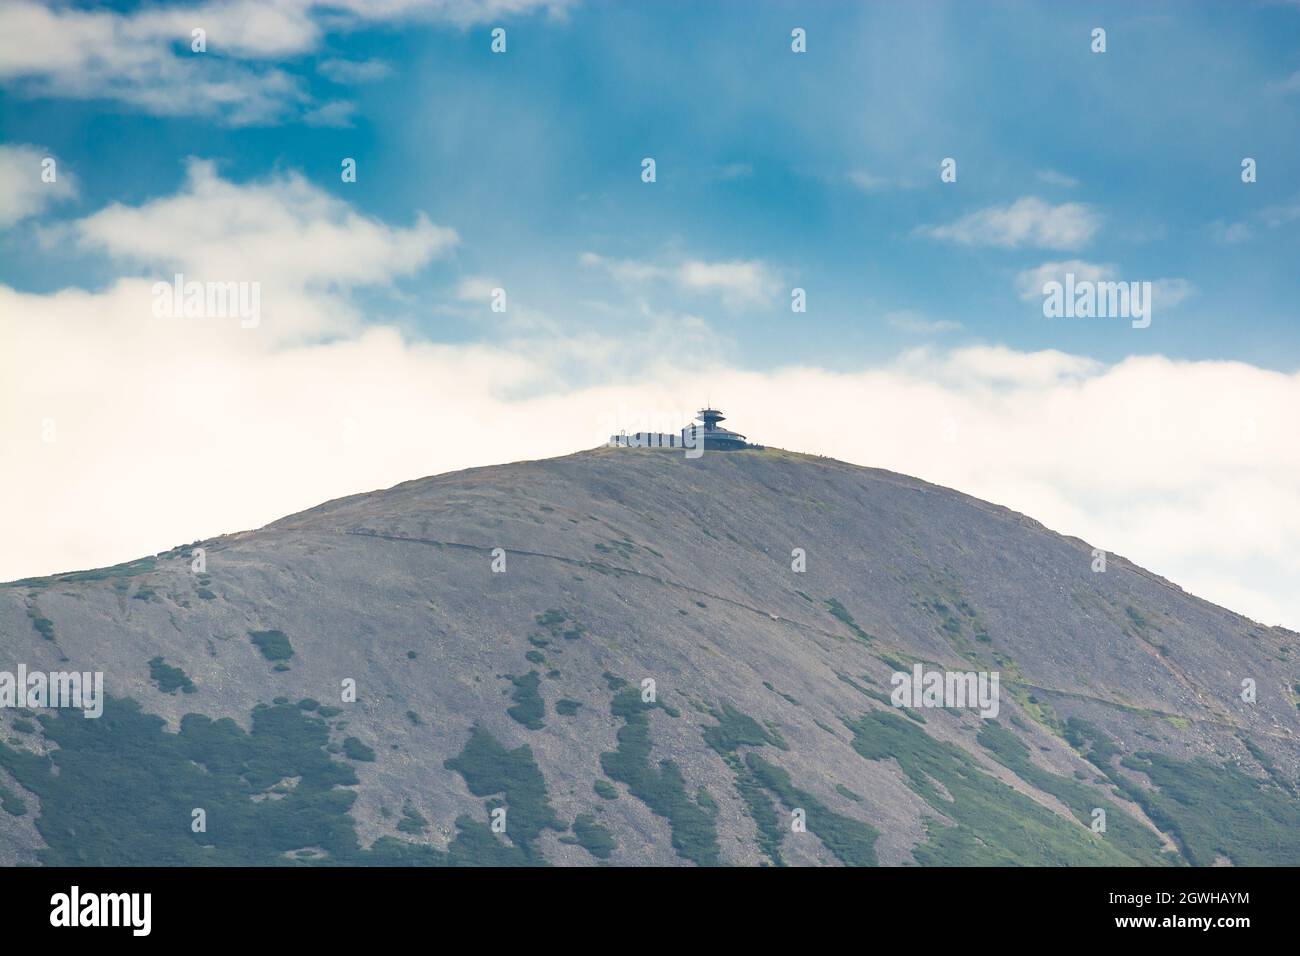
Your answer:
608;407;760;451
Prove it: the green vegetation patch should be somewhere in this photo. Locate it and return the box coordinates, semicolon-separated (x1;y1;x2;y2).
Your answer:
976;721;1170;865
572;812;616;860
27;607;55;641
1116;751;1300;865
762;680;800;706
148;657;196;695
555;698;581;716
746;755;878;866
1238;735;1296;797
342;737;375;762
695;786;719;816
7;556;157;588
1063;718;1122;773
444;724;561;862
0;697;365;865
824;598;872;643
700;702;881;867
848;710;1154;866
248;629;294;662
535;609;566;628
1125;606;1150;630
702;702;787;754
0;696;574;866
700;704;797;867
836;671;925;723
718;754;785;866
1061;720;1300;867
0;785;28;816
396;802;429;834
600;683;719;866
506;671;546;729
919;576;994;657
534;607;585;641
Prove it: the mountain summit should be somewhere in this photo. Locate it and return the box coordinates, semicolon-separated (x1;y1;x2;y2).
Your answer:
1;447;1296;866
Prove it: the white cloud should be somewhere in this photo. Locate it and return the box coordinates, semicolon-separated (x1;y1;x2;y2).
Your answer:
579;251;665;285
1211;220;1253;244
317;58;393;84
921;197;1102;250
1016;261;1195;313
848;169;890;192
4;171;1299;636
0;0;314;125
885;310;962;334
1036;169;1080;188
677;259;781;309
1151;278;1195;310
303;100;357;127
0;0;574;124
717;163;753;181
1268;70;1300;94
1260;199;1300;228
581;252;782;310
893;344;1102;388
0;143;77;227
51;158;457;342
456;275;501;303
319;0;577;28
1016;260;1117;300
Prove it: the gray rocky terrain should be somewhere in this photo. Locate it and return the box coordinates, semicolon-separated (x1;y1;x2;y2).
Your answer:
1;445;1296;865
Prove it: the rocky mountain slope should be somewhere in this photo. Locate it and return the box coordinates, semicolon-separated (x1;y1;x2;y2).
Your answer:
2;446;1297;865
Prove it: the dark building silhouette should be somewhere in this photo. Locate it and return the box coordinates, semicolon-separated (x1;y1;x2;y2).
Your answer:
688;408;749;450
608;407;760;451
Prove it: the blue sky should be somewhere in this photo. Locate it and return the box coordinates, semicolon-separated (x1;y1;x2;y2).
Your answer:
4;0;1299;369
3;0;1300;629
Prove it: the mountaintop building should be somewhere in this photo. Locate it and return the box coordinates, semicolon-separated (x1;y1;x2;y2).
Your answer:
608;407;761;451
